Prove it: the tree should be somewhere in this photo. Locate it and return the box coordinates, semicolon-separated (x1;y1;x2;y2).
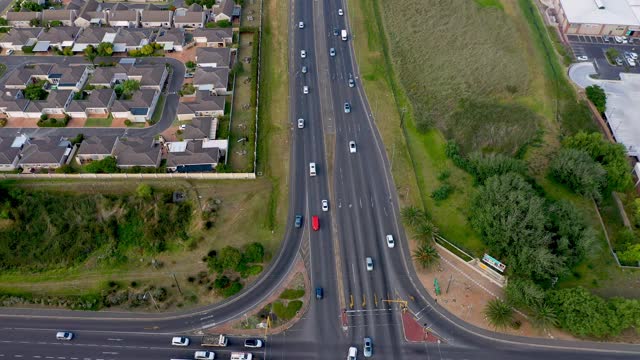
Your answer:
243;242;264;263
585;85;606;113
96;42;113;56
185;60;196;69
84;45;97;64
216;20;232;28
219;246;242;270
136;184;153;199
618;243;640;265
401;206;426;228
530;302;559;329
24;81;47;101
466;152;527;184
62;46;73;56
49;20;62;27
413;244;439;269
140;44;154;56
504;278;545;309
84;156;118;173
546;200;598;267
484;298;513;330
415;220;438;241
213;275;230;289
549;148;607;200
21;1;43;11
121;79;141;99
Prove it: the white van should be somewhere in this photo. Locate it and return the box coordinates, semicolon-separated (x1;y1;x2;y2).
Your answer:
230;352;253;360
309;162;317;177
341;29;348;41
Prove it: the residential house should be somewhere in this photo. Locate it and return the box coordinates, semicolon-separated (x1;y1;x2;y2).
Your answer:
181;117;217;140
0;91;29;119
67;89;116;119
3;64;52;89
47;64;89;91
71;0;107;28
107;8;140;28
18;136;73;169
193;28;232;47
71;27;117;52
74;135;118;164
90;64;167;91
166;140;221;172
553;0;640;36
33;26;82;52
112;28;152;53
195;47;232;68
0;27;44;51
193;67;229;94
23;90;74;119
42;9;76;26
177;91;225;120
0;135;28;171
155;28;185;51
212;0;234;23
173;4;206;29
5;11;41;28
140;10;172;28
112;136;162;168
111;88;160;122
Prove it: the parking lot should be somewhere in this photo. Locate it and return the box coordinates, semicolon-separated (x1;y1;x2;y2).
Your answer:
567;35;640;79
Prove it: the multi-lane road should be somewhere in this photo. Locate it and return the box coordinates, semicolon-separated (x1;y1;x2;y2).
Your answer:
1;0;640;359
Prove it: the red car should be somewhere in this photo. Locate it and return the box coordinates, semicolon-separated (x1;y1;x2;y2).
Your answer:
312;215;319;231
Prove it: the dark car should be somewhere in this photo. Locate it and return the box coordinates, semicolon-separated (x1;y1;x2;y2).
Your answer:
316;287;323;299
294;215;303;228
333;28;339;36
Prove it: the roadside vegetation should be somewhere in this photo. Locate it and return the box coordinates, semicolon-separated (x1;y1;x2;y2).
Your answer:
350;0;640;340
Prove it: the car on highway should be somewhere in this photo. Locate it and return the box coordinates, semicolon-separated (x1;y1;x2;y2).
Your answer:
171;336;190;346
312;215;320;231
348;78;355;87
194;351;215;360
298;21;304;29
303;85;309;94
386;234;395;248
333;28;339;36
302;65;307;73
244;339;263;348
366;257;373;271
316;287;324;299
349;141;356;153
338;8;344;16
330;48;336;57
576;55;588;61
298;118;305;129
309;162;316;176
344;102;351;113
363;337;372;357
322;199;329;211
56;331;74;341
294;215;303;228
347;346;358;360
301;50;307;58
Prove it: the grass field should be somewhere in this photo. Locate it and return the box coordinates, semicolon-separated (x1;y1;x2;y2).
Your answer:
84;116;113;127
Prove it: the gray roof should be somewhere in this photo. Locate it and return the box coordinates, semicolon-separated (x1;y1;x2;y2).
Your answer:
141;10;172;22
193;67;229;89
188;3;203;11
196;47;231;66
112;88;157;113
47;64;87;86
76;135;118;156
4;64;53;87
193;28;232;42
177;91;225;114
174;10;205;24
113;28;151;46
166;140;220;168
42;9;75;22
19;137;71;166
113;137;162;167
122;64;166;88
24;90;73;112
37;27;81;43
214;0;234;17
108;10;138;22
0;27;43;45
74;27;117;43
0;92;29;112
155;28;185;44
0;136;24;166
6;11;40;21
68;88;114;112
182;117;214;140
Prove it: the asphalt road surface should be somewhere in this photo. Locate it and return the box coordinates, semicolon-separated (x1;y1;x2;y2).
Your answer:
1;1;640;359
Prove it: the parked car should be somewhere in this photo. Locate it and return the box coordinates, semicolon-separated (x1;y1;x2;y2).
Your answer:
626;51;638;60
344;102;351;113
294;215;303;228
330;48;336;57
6;49;14;55
614;36;624;43
363;337;373;358
603;35;611;43
615;57;624;66
627;57;636;66
194;351;215;360
56;332;74;341
576;55;588;61
171;336;190;346
244;339;263;348
347;346;358;360
297;118;305;129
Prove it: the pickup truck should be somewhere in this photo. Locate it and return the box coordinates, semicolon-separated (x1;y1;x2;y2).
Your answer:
201;334;228;347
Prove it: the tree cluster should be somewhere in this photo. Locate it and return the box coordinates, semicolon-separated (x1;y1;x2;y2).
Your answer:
585;85;606;114
549;148;607;200
128;43;163;57
207;243;265;278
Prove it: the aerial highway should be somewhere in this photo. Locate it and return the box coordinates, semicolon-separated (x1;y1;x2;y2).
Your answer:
1;0;640;359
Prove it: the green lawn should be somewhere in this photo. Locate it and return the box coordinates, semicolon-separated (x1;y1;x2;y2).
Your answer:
84;116;113;127
150;94;166;124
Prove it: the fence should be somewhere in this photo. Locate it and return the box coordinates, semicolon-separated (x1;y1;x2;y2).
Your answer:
0;173;256;180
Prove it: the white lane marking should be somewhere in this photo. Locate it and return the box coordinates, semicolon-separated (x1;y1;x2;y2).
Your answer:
106;339;122;342
34;357;41;359
56;357;65;359
13;356;23;358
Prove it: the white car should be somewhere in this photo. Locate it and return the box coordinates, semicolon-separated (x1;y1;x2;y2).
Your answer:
244;339;263;348
303;86;309;94
576;55;588;61
630;52;639;60
6;49;14;55
297;118;304;129
171;336;190;346
348;78;355;87
614;36;624;43
194;351;215;360
302;65;308;73
338;8;344;16
366;257;373;271
301;50;307;58
330;48;336;57
56;332;74;341
322;199;329;212
298;21;304;29
627;57;637;66
347;346;358;360
349;141;356;153
386;234;395;248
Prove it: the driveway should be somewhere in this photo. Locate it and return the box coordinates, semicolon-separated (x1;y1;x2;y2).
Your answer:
568;62;640;156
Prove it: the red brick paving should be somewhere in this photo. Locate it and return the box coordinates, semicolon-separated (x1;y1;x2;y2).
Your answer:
402;312;441;343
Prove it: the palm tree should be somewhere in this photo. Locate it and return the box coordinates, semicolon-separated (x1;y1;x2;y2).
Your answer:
413;244;439;269
484;298;513;330
401;206;425;228
415;219;438;242
531;302;559;329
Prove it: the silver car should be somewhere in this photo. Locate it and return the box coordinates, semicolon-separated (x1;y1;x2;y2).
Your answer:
363;337;373;357
330;48;336;57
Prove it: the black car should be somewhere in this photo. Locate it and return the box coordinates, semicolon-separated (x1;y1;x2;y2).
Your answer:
294;215;303;228
316;287;323;299
333;28;339;36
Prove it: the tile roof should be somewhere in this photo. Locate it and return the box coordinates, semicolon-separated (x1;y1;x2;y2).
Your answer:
37;26;81;43
113;28;152;47
113;136;162;167
193;67;229;89
24;90;73;112
3;64;53;87
193;28;232;42
177;91;225;114
47;64;87;86
67;88;115;112
196;47;231;66
42;9;75;22
166;140;220;168
0;27;43;45
0;136;23;166
6;11;40;21
112;88;158;113
214;0;234;17
19;137;71;166
76;135;118;156
174;10;205;24
155;28;185;45
74;27;117;43
108;9;138;22
0;92;29;112
182;116;216;139
141;10;172;22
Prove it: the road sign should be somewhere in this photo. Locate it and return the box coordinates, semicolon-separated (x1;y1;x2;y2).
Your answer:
482;253;506;273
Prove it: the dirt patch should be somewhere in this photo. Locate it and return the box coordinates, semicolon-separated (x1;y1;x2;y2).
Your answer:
4;118;37;128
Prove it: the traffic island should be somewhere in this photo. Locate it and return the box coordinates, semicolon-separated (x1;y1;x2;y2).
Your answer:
401;311;442;343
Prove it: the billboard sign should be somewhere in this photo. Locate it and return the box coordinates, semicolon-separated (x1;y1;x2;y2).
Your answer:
482;253;506;273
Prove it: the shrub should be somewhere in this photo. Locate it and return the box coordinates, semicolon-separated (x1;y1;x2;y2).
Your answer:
272;300;303;321
431;183;453;201
243;242;265;263
585;85;606;113
279;288;305;300
549;148;607;200
213;275;230;289
221;280;242;297
40;114;48;121
124;119;132;126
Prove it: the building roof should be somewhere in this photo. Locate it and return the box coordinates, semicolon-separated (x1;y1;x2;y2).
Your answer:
74;27;117;44
166;140;220;168
42;9;75;22
214;0;234;17
0;27;43;45
112;88;158;113
122;64;166;88
19;136;71;166
0;91;29;112
174;10;205;24
68;88;115;112
559;0;640;26
182;116;216;139
113;28;151;50
24;90;73;112
37;26;81;43
193;67;229;89
6;11;40;21
177;91;225;114
112;136;162;167
141;10;172;22
76;135;118;156
196;47;231;66
108;9;138;22
155;28;185;46
47;64;87;86
193;28;232;42
3;64;53;87
0;136;23;166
